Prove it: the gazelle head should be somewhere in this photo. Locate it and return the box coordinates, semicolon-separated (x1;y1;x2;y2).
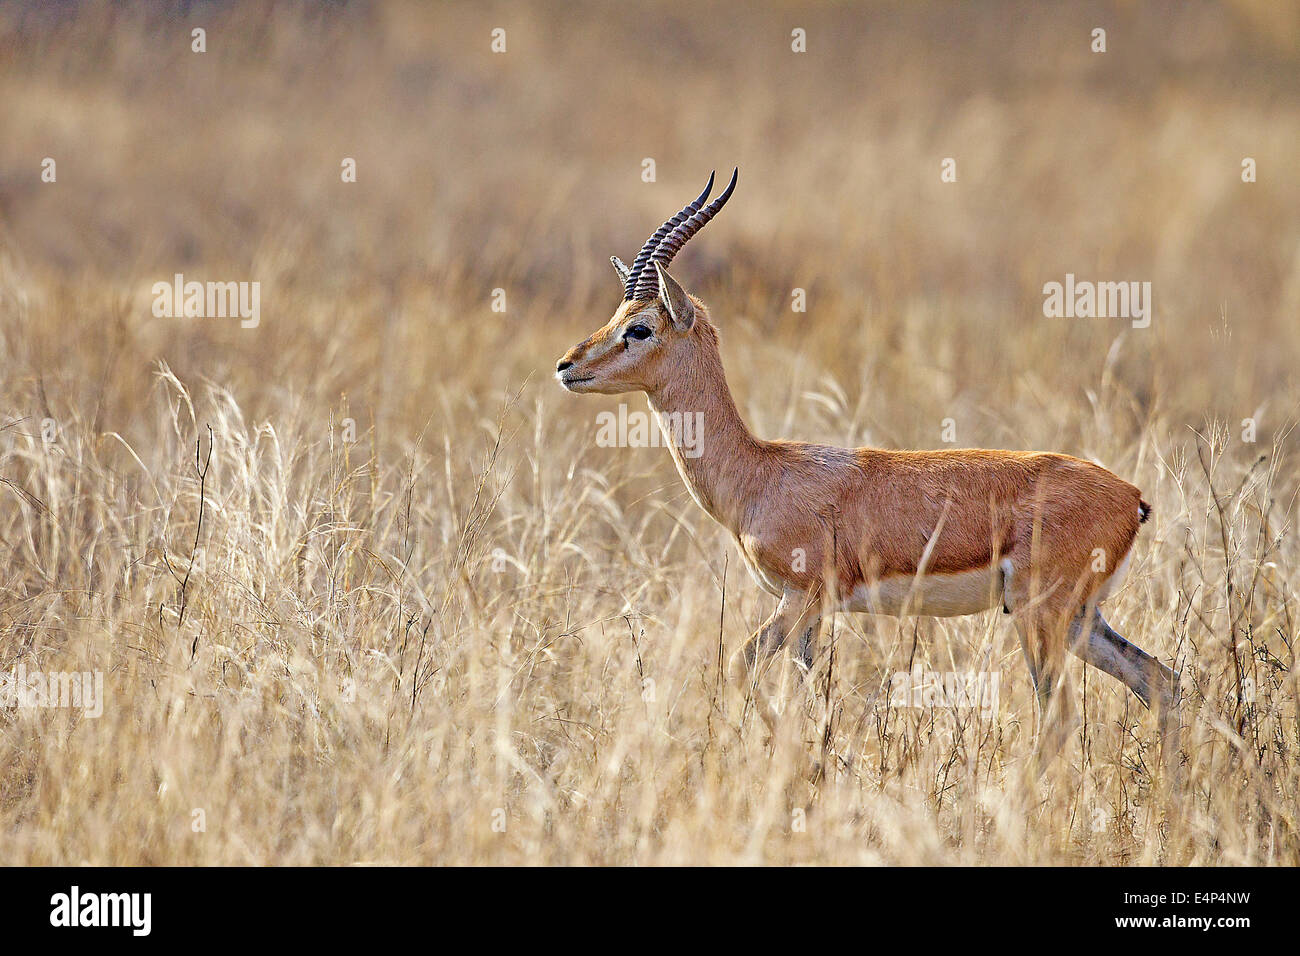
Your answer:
556;169;738;395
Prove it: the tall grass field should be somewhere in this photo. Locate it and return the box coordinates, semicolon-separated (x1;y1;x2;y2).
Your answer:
1;0;1298;865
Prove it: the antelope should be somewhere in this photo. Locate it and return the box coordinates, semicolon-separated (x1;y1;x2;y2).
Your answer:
556;170;1180;768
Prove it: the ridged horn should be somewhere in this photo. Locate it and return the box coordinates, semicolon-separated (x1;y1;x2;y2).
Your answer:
630;167;738;301
623;172;715;301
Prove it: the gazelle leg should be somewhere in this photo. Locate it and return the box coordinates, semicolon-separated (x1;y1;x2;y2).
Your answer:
786;593;823;676
1067;608;1181;766
731;587;822;679
1012;598;1079;773
733;591;790;680
731;587;822;732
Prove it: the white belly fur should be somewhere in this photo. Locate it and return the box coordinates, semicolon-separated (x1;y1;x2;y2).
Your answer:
846;567;1001;617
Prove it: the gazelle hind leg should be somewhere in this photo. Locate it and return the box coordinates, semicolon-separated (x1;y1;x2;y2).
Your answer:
1012;600;1079;774
1068;608;1181;769
1001;500;1115;774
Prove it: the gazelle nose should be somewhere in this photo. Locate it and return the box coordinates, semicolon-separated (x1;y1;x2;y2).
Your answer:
556;360;573;372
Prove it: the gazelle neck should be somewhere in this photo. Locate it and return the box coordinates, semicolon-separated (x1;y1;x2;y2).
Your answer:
644;319;766;530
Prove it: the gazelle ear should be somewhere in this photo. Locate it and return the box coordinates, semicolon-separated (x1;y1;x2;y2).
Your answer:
653;262;695;331
610;256;631;287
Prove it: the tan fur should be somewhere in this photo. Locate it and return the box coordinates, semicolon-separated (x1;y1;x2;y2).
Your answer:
558;279;1176;769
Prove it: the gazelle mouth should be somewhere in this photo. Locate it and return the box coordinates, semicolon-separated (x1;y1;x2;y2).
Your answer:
560;374;594;389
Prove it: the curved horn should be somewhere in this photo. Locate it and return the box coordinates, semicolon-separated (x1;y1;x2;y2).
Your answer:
631;167;738;301
623;171;715;300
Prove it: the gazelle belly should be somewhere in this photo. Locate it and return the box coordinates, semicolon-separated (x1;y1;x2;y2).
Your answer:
846;566;1001;617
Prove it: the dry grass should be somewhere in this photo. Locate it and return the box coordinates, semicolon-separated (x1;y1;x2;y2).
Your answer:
0;0;1298;865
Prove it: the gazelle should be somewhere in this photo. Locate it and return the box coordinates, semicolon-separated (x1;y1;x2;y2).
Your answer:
556;170;1180;768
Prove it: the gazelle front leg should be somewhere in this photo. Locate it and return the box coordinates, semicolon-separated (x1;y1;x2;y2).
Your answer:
731;586;823;732
731;586;822;679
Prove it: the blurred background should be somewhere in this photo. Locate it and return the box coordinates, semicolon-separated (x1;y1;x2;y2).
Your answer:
2;0;1298;448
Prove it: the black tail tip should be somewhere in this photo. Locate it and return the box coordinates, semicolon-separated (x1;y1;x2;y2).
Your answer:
1139;499;1152;523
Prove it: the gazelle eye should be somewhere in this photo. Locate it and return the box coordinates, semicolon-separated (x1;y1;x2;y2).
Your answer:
624;324;653;341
